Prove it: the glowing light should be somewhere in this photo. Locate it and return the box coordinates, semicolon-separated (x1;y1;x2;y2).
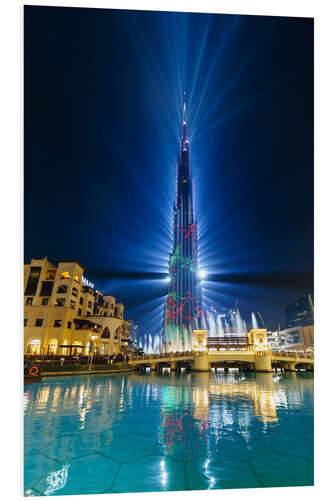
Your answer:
82;276;94;288
198;269;207;279
44;464;70;495
165;276;171;283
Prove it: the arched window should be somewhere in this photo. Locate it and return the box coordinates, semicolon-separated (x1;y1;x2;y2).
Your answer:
27;338;41;355
57;285;68;293
101;327;110;339
61;339;68;355
59;271;70;280
115;327;121;339
72;339;83;356
48;338;58;355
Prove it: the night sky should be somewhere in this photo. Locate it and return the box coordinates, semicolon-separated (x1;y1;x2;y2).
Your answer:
24;6;314;335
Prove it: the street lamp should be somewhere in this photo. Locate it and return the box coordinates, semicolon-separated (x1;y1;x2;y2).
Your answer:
88;335;97;370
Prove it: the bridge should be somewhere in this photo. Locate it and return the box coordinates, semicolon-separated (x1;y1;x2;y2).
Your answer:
129;329;314;372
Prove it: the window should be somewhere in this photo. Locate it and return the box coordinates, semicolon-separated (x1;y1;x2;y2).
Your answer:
40;281;54;297
77;308;82;316
101;327;110;339
42;298;49;306
67;321;72;329
24;267;41;296
59;271;70;279
24;318;27;327
88;301;92;308
72;287;78;297
55;298;65;307
79;297;83;305
26;297;33;306
57;285;68;294
45;271;55;280
87;311;91;316
54;320;62;327
35;318;43;327
70;299;76;310
74;274;80;283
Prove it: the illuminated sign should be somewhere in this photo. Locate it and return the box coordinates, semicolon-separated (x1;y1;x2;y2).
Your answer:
82;276;94;288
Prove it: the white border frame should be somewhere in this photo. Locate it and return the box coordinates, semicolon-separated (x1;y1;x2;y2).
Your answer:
1;1;332;499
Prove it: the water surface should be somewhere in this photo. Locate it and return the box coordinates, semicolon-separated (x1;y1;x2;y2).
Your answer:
24;371;314;495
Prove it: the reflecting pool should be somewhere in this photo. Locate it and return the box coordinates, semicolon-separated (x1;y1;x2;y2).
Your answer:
24;371;314;495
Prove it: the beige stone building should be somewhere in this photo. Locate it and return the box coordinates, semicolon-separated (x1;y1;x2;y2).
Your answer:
24;257;131;356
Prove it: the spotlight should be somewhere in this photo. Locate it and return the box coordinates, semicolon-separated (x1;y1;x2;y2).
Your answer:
165;276;171;283
198;269;207;279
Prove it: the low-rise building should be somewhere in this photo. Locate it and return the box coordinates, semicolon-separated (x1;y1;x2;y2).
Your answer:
267;326;314;351
24;257;131;356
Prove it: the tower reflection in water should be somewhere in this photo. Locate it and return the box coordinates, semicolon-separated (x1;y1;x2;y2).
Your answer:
159;373;277;461
24;372;313;494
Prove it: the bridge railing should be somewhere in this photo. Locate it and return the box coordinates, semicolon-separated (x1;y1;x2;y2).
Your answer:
130;347;254;361
272;351;314;360
208;346;253;352
130;351;194;361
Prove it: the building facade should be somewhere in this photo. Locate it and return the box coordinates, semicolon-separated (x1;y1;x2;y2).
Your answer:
163;94;202;352
285;294;314;329
267;326;314;351
24;257;130;356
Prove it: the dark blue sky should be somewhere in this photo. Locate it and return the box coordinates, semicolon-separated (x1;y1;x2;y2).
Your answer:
24;6;313;333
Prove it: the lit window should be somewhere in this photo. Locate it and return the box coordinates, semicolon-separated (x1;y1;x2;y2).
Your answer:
59;271;70;280
72;287;78;297
70;299;76;310
55;298;65;307
26;297;33;306
54;320;62;327
74;274;80;283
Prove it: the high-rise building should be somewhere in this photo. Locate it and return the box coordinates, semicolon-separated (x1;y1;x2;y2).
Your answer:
163;95;202;352
285;294;314;329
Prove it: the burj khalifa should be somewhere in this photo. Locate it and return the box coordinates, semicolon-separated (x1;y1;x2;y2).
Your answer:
163;94;202;352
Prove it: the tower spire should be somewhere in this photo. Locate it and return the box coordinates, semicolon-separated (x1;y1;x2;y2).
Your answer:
181;92;188;148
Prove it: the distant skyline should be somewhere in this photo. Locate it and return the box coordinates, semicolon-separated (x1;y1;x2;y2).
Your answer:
25;6;313;332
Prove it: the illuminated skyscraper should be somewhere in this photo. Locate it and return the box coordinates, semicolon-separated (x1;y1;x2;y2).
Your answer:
163;94;202;352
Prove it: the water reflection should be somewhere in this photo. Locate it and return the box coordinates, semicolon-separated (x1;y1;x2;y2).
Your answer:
24;371;314;494
24;372;313;435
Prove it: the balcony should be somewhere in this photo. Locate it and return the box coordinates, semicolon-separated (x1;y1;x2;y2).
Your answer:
73;318;101;333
